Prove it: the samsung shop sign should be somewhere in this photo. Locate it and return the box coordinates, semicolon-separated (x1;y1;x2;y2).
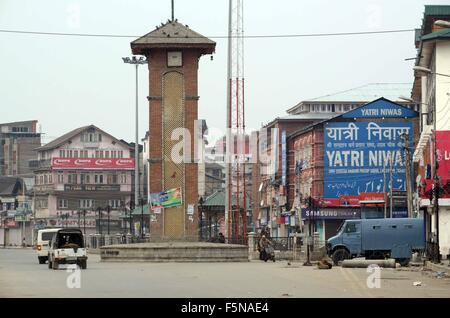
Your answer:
301;208;360;220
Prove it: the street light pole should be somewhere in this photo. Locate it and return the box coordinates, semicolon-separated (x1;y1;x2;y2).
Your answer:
122;56;148;206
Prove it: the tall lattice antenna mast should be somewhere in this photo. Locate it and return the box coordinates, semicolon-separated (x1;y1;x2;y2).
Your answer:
225;0;246;243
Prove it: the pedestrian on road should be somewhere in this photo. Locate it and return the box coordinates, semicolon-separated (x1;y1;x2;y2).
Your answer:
258;235;273;261
218;233;225;243
22;237;26;248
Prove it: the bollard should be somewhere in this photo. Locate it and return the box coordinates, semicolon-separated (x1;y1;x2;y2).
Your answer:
247;232;256;261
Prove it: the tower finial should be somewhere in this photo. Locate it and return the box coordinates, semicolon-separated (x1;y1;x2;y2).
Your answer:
171;0;174;22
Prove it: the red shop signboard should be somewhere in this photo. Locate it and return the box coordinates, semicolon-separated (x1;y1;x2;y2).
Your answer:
436;131;450;181
52;158;134;170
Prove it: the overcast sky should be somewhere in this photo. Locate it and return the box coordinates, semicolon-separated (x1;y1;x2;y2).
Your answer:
1;0;448;145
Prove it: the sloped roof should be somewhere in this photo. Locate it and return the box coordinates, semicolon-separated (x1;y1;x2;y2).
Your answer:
131;20;216;55
131;204;150;215
306;83;412;103
0;177;23;196
424;5;450;16
288;97;418;139
421;28;450;41
36;125;132;151
203;190;251;209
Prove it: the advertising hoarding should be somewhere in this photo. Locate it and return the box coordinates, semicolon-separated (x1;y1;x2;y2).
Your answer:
150;187;183;209
52;158;134;170
324;121;413;198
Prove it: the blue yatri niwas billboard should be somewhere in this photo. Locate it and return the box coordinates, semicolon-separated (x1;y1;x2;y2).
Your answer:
323;121;413;198
341;98;418;119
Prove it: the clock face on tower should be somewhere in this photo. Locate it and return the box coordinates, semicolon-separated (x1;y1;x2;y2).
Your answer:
167;51;182;67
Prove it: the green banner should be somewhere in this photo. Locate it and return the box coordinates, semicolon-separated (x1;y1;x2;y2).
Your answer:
150;187;182;209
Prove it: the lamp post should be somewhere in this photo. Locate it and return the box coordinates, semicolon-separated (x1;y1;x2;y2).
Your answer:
122;56;147;206
198;196;204;241
106;205;111;235
140;198;144;239
413;66;450;78
97;207;102;235
303;196;312;266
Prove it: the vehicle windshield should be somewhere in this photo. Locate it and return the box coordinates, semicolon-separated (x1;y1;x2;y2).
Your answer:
41;232;55;241
336;221;346;234
57;232;84;248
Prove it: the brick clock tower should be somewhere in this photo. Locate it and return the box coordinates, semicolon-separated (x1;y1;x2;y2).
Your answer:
131;20;215;240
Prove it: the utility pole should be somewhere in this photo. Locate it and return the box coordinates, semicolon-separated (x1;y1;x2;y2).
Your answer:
402;133;413;218
383;158;387;218
389;154;394;218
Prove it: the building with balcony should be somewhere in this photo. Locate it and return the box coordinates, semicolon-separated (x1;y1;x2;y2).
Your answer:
411;5;450;259
253;83;418;238
33;125;134;238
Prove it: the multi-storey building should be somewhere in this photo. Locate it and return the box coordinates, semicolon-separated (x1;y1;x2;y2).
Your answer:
33;125;134;237
412;5;450;260
253;83;418;237
0;120;41;180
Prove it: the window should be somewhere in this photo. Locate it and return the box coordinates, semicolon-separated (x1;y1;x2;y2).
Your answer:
58;199;68;209
111;151;116;158
44;175;48;184
67;150;72;158
68;173;77;184
74;150;78;158
37;199;48;209
98;134;102;142
120;174;127;184
105;151;109;158
79;199;94;209
95;174;103;184
60;150;65;158
345;223;358;233
118;151;123;158
108;199;122;209
57;173;64;184
99;150;103;158
48;174;53;184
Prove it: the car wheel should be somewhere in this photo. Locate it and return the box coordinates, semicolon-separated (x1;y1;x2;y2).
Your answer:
332;248;350;266
395;258;410;267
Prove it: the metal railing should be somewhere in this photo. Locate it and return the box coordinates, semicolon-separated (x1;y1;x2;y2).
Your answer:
87;234;150;249
253;236;304;251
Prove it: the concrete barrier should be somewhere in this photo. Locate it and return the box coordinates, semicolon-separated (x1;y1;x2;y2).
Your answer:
100;242;249;262
342;259;396;268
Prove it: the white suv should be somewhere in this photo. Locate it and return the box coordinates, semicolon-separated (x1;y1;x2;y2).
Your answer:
48;228;88;270
36;228;62;264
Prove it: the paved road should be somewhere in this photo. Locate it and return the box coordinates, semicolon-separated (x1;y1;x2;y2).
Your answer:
0;249;449;298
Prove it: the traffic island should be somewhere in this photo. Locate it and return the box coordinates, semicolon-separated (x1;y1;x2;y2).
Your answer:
100;242;249;262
